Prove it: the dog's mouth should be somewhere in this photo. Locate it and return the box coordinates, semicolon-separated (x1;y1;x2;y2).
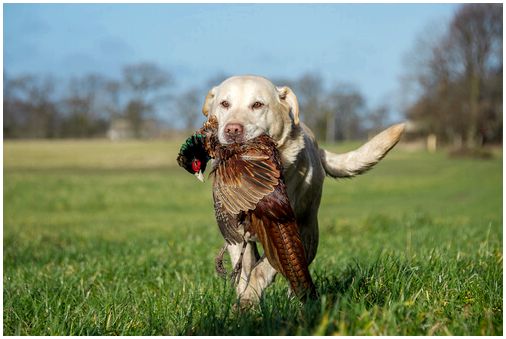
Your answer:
224;134;244;144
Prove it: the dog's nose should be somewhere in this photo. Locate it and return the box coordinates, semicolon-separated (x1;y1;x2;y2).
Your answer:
224;123;244;141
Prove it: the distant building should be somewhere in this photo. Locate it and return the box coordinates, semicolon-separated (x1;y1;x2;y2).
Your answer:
403;119;437;152
107;118;133;140
107;118;163;140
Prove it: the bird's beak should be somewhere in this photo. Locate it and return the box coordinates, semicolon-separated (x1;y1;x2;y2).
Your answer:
194;170;205;182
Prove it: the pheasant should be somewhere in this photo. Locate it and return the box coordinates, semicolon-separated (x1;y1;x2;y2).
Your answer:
177;116;317;300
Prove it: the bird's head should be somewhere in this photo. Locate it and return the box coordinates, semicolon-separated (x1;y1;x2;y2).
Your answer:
177;133;211;182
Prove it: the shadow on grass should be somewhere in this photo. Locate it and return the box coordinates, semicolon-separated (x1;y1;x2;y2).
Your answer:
180;255;424;335
179;263;364;336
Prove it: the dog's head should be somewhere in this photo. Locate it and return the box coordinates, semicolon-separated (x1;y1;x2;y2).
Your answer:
202;75;299;146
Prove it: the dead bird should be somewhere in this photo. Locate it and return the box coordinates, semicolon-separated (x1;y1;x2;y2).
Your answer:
177;116;317;300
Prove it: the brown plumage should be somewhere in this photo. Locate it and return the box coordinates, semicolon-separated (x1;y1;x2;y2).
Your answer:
196;116;317;300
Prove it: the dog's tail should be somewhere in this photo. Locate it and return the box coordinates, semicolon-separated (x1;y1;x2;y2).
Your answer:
319;123;405;178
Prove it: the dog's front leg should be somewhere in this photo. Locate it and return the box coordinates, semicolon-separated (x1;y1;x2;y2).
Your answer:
239;258;278;306
227;241;258;296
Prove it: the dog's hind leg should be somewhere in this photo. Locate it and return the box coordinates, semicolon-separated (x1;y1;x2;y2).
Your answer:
239;258;278;306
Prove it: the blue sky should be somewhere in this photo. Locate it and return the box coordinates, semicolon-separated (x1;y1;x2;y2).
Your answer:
4;3;458;120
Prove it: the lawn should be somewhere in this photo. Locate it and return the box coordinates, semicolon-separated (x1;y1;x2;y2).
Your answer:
3;139;503;335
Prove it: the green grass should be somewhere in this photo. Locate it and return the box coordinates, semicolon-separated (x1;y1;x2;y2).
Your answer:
3;140;503;335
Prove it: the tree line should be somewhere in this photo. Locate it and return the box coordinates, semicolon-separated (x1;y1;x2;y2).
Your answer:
3;65;388;142
4;63;174;139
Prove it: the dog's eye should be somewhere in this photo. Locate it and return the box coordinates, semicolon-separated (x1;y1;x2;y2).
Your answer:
252;101;264;109
220;100;230;108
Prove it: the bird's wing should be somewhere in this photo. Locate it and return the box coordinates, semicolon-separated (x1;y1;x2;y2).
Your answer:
213;148;280;215
213;190;244;244
248;184;317;299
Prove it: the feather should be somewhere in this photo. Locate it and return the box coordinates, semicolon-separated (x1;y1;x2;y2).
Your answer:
249;185;316;299
212;144;280;215
213;191;244;244
211;133;317;300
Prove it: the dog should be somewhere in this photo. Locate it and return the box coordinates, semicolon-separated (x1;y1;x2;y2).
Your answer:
202;75;405;305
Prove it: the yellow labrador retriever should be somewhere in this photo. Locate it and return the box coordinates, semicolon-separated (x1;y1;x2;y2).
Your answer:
202;75;404;305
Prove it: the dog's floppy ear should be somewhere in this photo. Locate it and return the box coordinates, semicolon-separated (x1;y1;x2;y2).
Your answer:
277;86;299;125
202;87;217;117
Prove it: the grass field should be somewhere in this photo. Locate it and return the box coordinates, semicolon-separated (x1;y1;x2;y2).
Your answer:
3;139;503;335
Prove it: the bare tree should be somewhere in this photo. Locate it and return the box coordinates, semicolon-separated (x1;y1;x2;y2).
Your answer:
4;74;59;138
404;3;502;148
293;73;325;131
176;87;203;131
449;3;502;147
122;62;173;137
124;100;151;137
368;104;390;134
103;80;122;120
60;74;109;138
326;84;366;142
